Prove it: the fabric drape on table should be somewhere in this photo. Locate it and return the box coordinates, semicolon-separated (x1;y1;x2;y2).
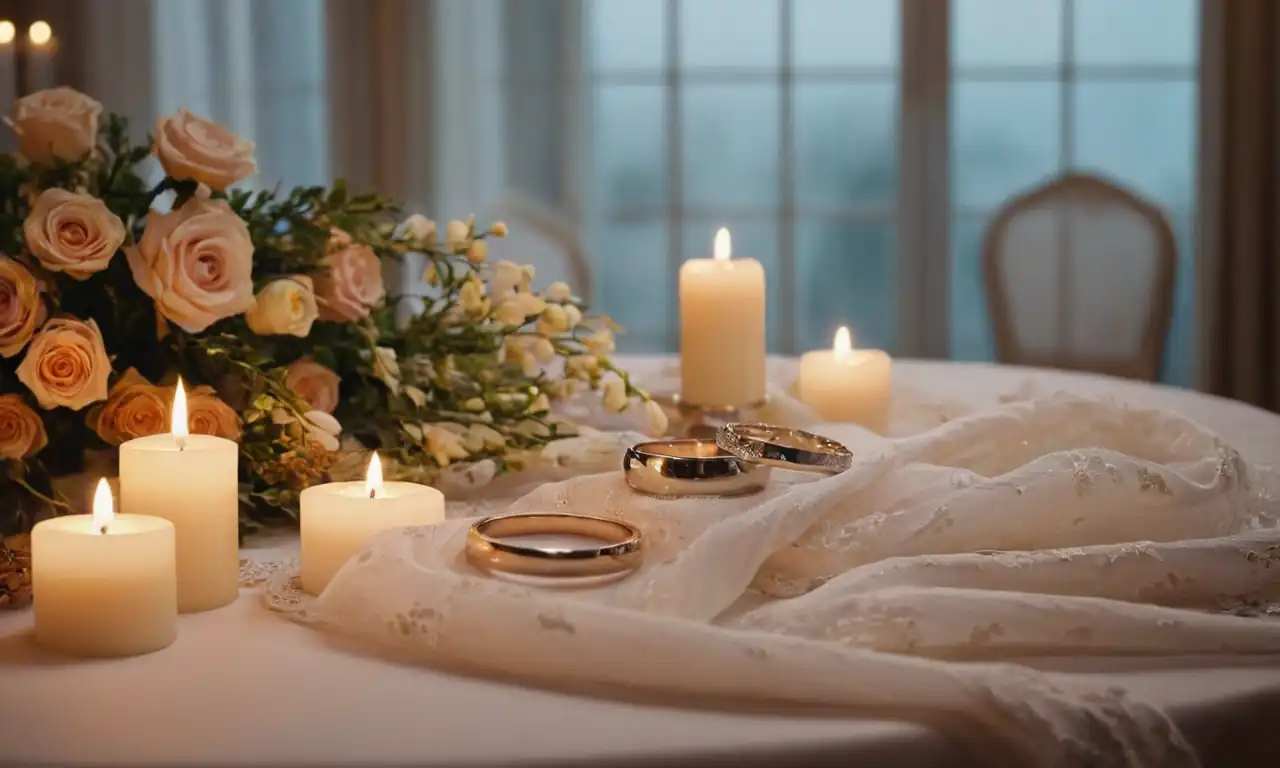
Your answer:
1202;0;1280;411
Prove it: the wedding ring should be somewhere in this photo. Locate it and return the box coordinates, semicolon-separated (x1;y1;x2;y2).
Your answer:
716;423;853;475
466;513;643;577
623;439;770;497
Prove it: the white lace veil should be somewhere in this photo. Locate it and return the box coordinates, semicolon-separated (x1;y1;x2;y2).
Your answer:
260;372;1280;768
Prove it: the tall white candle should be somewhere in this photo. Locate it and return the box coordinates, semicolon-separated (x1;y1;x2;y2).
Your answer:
33;479;177;657
797;326;893;433
23;21;53;92
301;454;445;595
119;380;239;613
0;22;15;122
679;228;766;408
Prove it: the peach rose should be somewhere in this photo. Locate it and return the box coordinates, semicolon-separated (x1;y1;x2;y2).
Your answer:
24;189;126;279
285;357;341;414
314;234;385;322
186;385;242;441
17;317;111;411
153;109;256;190
127;197;255;332
89;368;170;445
0;257;46;358
6;87;102;165
0;394;47;459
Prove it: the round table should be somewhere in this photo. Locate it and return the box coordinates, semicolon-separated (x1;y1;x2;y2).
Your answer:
2;360;1278;766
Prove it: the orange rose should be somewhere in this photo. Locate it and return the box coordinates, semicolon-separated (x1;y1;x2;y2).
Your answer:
0;394;47;459
285;357;341;414
17;318;111;411
153;109;256;190
24;189;126;279
90;368;170;445
0;257;46;358
185;386;242;441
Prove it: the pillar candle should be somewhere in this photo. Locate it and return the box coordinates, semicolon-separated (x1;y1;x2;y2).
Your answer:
33;479;177;657
679;228;766;408
300;454;445;595
797;326;892;433
119;381;239;613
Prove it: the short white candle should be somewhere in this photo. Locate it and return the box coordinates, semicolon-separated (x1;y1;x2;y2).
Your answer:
301;453;445;595
33;479;177;657
797;326;892;432
679;228;766;408
119;380;239;613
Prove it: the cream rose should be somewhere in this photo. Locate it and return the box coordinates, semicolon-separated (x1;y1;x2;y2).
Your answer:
245;276;318;338
7;87;102;165
0;394;47;459
89;368;170;445
127;197;255;333
186;386;242;441
17;317;111;411
285;357;341;414
0;257;46;358
314;240;386;322
24;189;126;279
153;109;257;190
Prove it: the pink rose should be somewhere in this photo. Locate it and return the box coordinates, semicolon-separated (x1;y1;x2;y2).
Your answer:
0;394;47;459
24;189;126;279
0;257;46;358
17;317;111;411
127;197;255;332
6;87;102;165
313;233;385;322
153;109;256;190
285;357;341;414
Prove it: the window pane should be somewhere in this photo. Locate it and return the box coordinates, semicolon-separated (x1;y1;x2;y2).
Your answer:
952;82;1061;209
588;0;665;72
794;83;897;210
593;218;670;352
1073;82;1195;211
949;215;997;361
795;218;896;353
679;0;779;70
682;219;782;350
681;84;779;208
1072;0;1197;66
793;0;897;70
593;85;666;210
952;0;1062;68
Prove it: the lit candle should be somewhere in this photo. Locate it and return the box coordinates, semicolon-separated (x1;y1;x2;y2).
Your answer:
119;380;239;613
0;21;15;116
300;453;445;595
679;228;766;408
797;326;892;432
33;479;177;657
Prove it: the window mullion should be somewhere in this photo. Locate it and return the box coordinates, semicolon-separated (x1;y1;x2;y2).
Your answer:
898;0;951;358
779;0;796;353
664;0;682;352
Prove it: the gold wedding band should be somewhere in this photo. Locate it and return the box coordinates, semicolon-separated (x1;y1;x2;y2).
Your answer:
716;423;853;475
465;513;643;577
624;439;770;497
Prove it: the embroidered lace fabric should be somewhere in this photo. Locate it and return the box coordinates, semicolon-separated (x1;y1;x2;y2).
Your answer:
257;363;1280;768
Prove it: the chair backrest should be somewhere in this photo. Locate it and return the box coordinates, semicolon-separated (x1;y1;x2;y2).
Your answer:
981;173;1177;381
488;191;592;301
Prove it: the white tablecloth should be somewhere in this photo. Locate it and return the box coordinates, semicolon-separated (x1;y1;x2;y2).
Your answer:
3;360;1279;766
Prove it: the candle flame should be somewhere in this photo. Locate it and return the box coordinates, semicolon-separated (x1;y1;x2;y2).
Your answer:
365;453;384;499
0;21;15;45
28;20;51;46
713;228;732;261
833;326;854;362
171;378;188;438
93;478;114;535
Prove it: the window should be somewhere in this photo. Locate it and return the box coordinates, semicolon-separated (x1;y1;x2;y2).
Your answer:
588;0;900;353
949;0;1198;383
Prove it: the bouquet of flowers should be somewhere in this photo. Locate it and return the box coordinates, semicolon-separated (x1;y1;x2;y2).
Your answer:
0;86;665;539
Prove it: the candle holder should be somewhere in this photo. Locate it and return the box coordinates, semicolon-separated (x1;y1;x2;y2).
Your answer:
651;392;771;439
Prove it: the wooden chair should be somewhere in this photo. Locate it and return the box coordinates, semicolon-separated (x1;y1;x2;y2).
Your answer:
981;173;1177;381
487;191;592;301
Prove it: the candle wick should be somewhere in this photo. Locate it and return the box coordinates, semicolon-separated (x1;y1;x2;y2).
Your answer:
177;436;186;451
369;489;377;500
99;524;108;535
